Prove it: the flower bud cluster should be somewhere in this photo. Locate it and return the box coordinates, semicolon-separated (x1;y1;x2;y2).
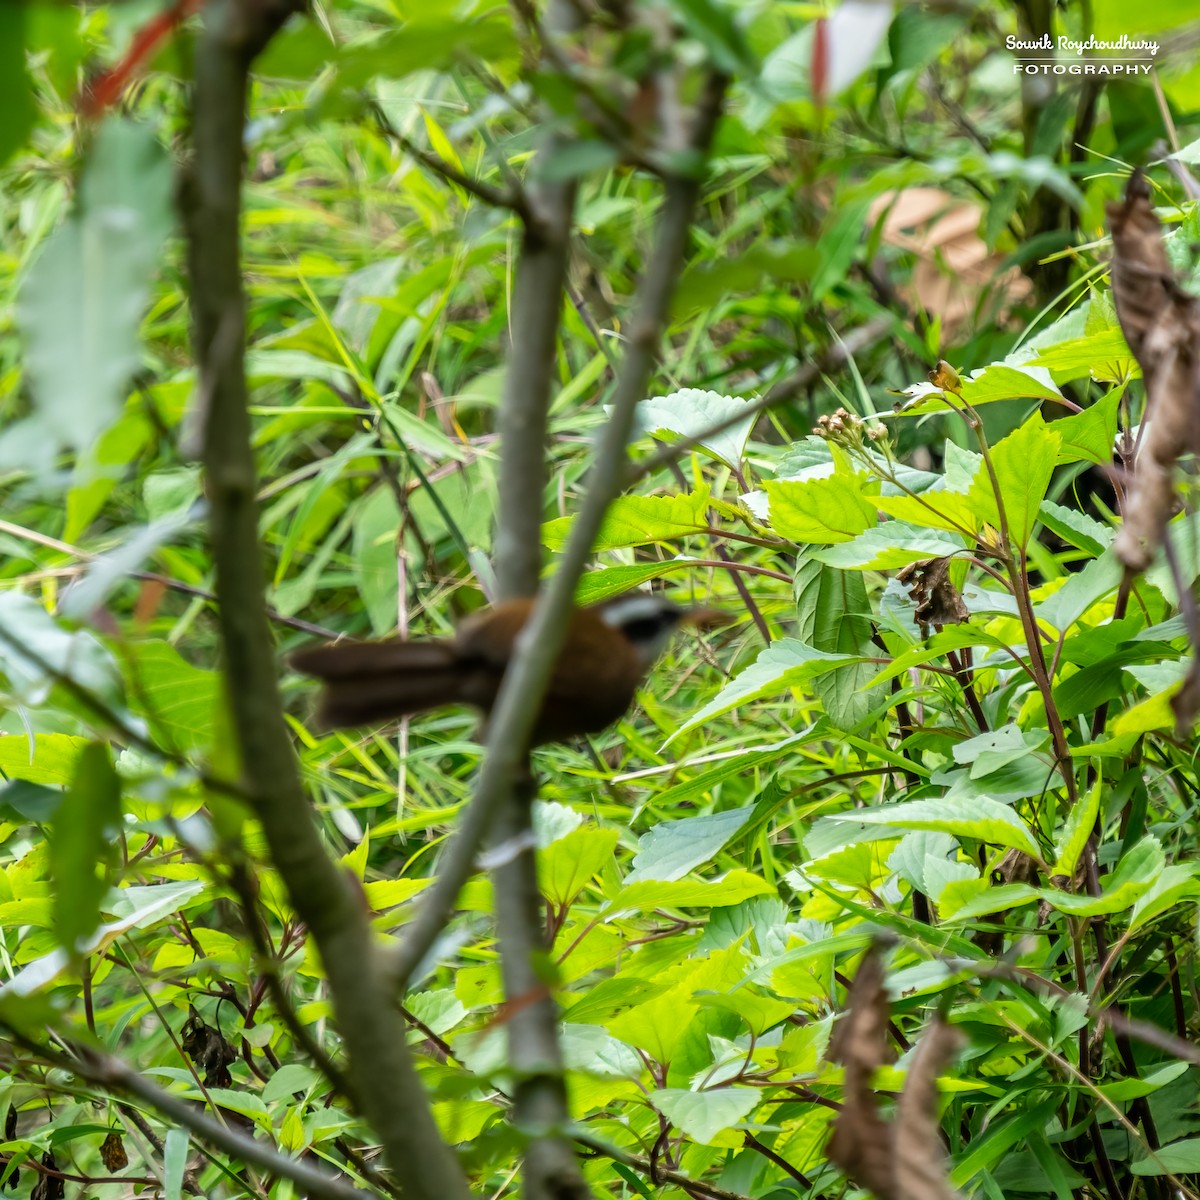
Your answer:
812;407;887;448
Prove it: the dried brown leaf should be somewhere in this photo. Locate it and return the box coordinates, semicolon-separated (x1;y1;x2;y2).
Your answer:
99;1131;129;1173
1108;171;1200;572
827;946;897;1200
895;1017;965;1200
897;558;969;629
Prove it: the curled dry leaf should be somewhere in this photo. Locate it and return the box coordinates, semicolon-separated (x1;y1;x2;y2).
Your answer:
181;1007;238;1088
897;558;969;630
99;1130;129;1173
895;1017;966;1200
1108;172;1200;575
826;945;967;1200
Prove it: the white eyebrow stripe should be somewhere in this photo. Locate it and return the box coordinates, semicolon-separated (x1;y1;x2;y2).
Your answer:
598;596;667;627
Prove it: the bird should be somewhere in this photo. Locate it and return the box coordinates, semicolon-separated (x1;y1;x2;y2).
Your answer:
290;592;716;745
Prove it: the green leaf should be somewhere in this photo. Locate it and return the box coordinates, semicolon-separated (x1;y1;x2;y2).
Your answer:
126;642;222;755
335;13;517;87
666;0;759;77
0;7;36;167
893;364;1063;417
626;807;753;883
650;1087;759;1145
544;488;711;551
673;243;818;315
0;593;120;709
1034;550;1123;633
163;1129;189;1200
51;743;122;956
1053;388;1122;465
1030;327;1133;383
10;120;173;471
667;638;857;742
827;796;1041;859
967;414;1062;548
353;486;402;634
1053;779;1101;878
541;827;620;907
876;488;980;536
812;524;965;570
952;724;1049;780
1131;1137;1200;1176
1128;863;1200;931
0;780;62;824
0;735;88;786
763;475;877;543
1037;501;1112;555
607;871;774;915
796;559;884;731
631;390;755;469
1041;836;1163;916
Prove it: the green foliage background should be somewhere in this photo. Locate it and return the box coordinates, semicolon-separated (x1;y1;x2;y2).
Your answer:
1;1;1199;1198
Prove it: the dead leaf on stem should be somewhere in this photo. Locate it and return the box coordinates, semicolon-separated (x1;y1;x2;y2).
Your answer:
826;944;967;1200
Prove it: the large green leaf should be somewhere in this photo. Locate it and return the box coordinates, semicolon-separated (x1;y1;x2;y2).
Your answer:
10;120;173;471
51;743;122;956
763;475;878;543
0;7;36;167
626;807;753;883
795;558;884;731
650;1087;758;1145
827;796;1041;858
667;638;857;742
967;414;1062;548
544;488;711;551
631;390;755;469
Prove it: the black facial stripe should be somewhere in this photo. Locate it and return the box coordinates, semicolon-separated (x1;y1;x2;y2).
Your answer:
620;612;681;642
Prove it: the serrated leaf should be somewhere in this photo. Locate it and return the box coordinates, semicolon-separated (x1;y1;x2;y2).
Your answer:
1040;836;1163;916
812;524;966;570
650;1087;759;1144
892;364;1063;416
631;390;755;468
541;827;620;907
1038;500;1113;555
1053;388;1122;465
876;489;980;536
667;638;856;742
607;870;774;914
543;488;711;551
764;475;877;543
967;414;1062;549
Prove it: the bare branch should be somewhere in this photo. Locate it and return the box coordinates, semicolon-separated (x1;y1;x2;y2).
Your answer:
181;5;469;1196
385;70;729;994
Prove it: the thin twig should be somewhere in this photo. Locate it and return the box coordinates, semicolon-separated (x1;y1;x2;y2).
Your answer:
385;69;730;992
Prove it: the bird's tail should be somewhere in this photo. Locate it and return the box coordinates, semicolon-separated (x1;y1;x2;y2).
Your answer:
290;639;466;731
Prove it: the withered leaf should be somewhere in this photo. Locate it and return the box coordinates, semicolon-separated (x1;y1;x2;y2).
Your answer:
181;1008;238;1088
99;1131;128;1172
895;1017;966;1200
827;946;897;1200
29;1152;63;1200
1108;171;1200;573
897;558;969;629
